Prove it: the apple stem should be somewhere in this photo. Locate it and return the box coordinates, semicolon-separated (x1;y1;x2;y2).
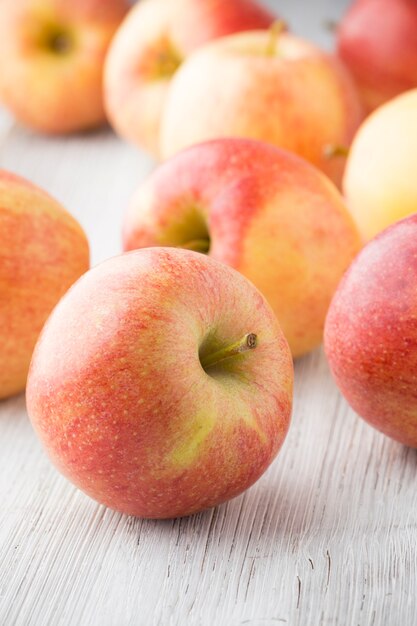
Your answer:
201;333;258;371
323;144;350;159
266;20;286;56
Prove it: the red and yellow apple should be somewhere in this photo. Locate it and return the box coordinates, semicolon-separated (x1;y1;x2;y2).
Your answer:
26;247;293;519
0;0;129;134
160;30;363;187
325;214;417;448
123;139;361;357
343;89;417;242
0;170;89;399
104;0;276;155
337;0;417;113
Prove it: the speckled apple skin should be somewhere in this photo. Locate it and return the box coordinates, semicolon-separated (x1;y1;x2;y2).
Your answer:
26;248;293;519
123;139;361;358
104;0;275;154
0;170;89;398
0;0;129;134
337;0;417;113
160;31;363;187
325;214;417;448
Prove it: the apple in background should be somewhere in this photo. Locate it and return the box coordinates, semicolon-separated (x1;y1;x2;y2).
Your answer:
337;0;417;113
160;30;364;188
26;247;293;519
325;214;417;448
343;89;417;242
123;139;361;358
0;170;89;399
0;0;129;134
104;0;276;156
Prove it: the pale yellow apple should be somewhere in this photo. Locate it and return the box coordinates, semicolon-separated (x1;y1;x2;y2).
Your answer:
343;89;417;241
160;30;364;187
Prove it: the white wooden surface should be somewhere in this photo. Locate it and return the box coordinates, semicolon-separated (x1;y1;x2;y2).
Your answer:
1;1;417;624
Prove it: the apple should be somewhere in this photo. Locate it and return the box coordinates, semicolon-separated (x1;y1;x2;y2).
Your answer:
0;0;129;134
104;0;276;156
0;170;89;399
159;29;364;187
26;247;293;519
324;214;417;448
337;0;417;113
343;89;417;242
123;139;362;358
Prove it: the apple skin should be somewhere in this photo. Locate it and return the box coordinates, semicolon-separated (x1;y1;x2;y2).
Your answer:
104;0;275;155
0;0;129;134
160;30;364;188
324;214;417;448
26;247;293;519
337;0;417;113
123;139;362;358
0;170;89;399
343;89;417;242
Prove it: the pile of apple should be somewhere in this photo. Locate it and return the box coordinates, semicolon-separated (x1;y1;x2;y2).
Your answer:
1;0;417;519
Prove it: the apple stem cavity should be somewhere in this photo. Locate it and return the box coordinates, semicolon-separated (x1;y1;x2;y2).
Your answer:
323;144;350;159
201;333;258;371
180;239;210;254
265;21;286;56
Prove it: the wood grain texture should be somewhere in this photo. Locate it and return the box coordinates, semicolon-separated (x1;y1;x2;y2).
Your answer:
1;1;417;624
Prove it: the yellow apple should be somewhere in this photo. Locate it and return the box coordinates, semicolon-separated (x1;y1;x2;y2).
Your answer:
343;89;417;241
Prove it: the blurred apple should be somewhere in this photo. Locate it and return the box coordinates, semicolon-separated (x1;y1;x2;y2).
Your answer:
123;139;361;357
343;89;417;241
0;170;89;399
325;214;417;448
104;0;275;155
26;247;293;519
337;0;417;113
0;0;129;134
160;29;363;187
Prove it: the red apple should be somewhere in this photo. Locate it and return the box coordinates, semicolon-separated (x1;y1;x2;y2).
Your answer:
325;214;417;448
337;0;417;112
0;0;129;134
104;0;276;155
26;247;293;519
160;30;364;187
123;139;362;358
0;170;89;399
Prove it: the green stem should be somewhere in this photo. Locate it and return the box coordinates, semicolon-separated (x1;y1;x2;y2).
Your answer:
323;144;350;159
265;20;286;56
201;334;258;370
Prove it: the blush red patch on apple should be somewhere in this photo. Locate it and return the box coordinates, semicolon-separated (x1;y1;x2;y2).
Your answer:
1;0;417;519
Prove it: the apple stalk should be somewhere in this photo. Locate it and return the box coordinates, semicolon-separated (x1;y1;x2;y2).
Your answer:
201;333;258;370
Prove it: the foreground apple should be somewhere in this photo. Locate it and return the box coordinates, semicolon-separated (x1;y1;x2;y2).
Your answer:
0;0;129;134
104;0;275;155
337;0;417;113
123;139;361;357
26;247;293;519
325;214;417;448
343;89;417;242
0;170;89;399
160;30;363;187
